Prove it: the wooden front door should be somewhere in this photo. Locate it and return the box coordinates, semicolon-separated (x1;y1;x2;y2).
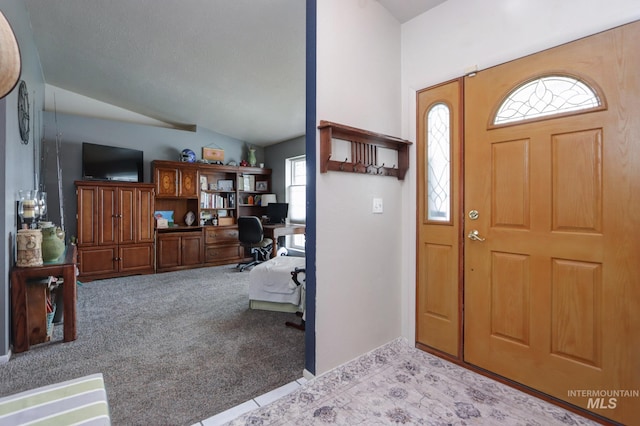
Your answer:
464;22;639;424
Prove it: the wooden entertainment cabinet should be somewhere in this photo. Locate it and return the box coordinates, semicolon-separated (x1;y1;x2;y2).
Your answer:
75;181;155;280
152;160;272;272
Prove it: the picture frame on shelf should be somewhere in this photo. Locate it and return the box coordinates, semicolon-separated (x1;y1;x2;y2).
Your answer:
154;211;174;227
217;179;234;191
256;181;268;191
242;175;255;192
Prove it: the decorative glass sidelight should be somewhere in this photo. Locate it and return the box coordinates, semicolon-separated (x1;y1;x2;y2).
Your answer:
494;75;601;125
426;103;451;222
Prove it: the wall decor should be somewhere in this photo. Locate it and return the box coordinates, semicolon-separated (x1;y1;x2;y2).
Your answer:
203;147;225;162
18;80;30;144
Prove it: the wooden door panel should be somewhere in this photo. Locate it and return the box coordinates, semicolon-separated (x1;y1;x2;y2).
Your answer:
76;186;97;246
491;139;529;228
119;244;154;273
181;235;203;266
137;187;155;243
551;129;602;232
155;167;178;197
78;246;117;276
550;259;602;367
490;252;530;345
417;242;457;355
463;21;640;424
119;187;136;244
422;244;453;318
157;235;181;269
98;187;117;245
179;168;198;198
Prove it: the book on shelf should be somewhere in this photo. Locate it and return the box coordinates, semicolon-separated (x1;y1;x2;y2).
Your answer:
200;192;231;209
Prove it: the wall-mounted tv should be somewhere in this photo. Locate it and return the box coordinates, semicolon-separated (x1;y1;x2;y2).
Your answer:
82;142;143;182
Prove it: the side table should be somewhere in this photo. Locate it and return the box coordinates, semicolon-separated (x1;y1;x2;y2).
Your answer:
10;245;78;353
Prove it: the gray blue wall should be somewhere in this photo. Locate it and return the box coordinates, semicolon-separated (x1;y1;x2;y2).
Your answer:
41;112;265;242
264;135;305;203
1;1;46;359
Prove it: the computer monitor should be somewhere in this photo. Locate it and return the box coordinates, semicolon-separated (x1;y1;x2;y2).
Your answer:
267;203;288;224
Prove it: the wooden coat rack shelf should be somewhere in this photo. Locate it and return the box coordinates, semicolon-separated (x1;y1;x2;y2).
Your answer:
318;120;412;180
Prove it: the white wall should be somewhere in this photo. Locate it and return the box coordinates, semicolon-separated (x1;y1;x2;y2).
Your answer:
398;0;640;343
315;0;403;373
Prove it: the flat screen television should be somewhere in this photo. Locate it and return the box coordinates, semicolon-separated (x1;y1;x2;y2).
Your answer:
82;142;143;182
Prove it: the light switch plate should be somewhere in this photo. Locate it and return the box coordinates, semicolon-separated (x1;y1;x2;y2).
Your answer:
372;197;383;214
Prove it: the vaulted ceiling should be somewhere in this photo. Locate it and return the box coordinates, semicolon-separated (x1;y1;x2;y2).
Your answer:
23;0;444;146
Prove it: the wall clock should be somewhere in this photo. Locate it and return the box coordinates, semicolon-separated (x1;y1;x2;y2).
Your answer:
18;80;30;144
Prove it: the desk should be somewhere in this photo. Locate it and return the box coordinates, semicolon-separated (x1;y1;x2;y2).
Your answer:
11;245;78;353
263;224;305;258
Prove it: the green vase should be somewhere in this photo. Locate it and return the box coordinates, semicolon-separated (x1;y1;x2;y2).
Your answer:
248;148;256;167
41;226;65;262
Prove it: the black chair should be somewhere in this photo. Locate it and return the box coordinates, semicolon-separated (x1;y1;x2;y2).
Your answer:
236;216;273;272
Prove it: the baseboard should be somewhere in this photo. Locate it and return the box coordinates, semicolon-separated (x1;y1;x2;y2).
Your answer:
0;349;12;364
302;369;315;381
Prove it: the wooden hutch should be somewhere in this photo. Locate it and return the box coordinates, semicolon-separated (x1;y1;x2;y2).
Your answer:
152;160;272;272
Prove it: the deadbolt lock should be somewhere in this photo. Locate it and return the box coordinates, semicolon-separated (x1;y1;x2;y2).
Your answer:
468;210;479;220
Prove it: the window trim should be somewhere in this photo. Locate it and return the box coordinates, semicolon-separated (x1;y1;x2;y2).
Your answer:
286;155;306;251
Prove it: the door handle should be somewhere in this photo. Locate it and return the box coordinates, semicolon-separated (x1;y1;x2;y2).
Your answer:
467;230;485;241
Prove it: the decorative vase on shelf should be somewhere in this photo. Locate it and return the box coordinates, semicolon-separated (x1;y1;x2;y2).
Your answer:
248;148;256;167
184;211;195;226
41;225;65;262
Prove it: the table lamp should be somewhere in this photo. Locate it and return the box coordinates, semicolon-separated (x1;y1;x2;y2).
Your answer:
261;194;277;206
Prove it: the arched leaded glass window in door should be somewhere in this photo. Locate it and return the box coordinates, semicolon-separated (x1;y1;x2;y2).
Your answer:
426;102;451;222
493;74;603;126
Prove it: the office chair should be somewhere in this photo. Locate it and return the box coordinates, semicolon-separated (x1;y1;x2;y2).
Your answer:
237;216;273;272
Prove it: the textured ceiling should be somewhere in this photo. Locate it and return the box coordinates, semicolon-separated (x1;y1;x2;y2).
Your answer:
23;0;443;146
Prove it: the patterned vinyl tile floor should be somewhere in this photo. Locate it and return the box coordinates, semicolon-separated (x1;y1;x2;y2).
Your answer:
226;339;599;425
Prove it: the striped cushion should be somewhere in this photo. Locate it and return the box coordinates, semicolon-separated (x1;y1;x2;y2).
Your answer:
0;373;110;425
